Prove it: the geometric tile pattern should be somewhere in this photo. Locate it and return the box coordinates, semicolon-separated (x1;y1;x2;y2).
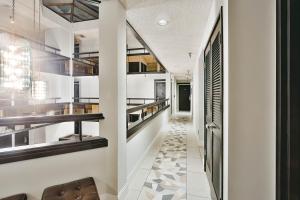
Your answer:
138;117;188;200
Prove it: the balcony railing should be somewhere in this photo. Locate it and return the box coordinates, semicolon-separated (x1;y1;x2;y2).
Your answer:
0;113;106;164
127;98;159;106
127;98;169;140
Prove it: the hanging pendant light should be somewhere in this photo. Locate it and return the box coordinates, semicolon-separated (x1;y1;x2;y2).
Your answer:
10;0;15;24
31;0;47;101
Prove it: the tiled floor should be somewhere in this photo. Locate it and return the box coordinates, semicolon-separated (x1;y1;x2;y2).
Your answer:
125;114;212;200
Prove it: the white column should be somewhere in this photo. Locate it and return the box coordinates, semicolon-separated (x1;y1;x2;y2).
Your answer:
99;0;127;197
223;0;276;199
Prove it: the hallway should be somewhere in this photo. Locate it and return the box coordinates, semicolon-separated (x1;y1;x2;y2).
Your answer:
126;115;211;200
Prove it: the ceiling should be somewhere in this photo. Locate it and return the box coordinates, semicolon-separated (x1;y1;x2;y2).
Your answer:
126;0;212;77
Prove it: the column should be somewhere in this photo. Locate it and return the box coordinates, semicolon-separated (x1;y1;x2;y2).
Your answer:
99;0;127;197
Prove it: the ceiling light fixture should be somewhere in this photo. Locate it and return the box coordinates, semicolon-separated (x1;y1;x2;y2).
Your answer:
157;19;168;26
10;0;15;24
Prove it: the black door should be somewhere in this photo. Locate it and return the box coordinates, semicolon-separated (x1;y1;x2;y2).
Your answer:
155;80;166;100
15;131;29;147
74;81;80;102
204;11;223;200
277;0;300;199
178;85;191;111
0;135;12;148
74;81;81;134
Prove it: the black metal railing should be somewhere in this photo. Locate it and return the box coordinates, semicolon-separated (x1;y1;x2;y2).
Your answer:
127;99;169;139
127;98;160;106
127;48;150;56
73;97;99;103
0;113;107;164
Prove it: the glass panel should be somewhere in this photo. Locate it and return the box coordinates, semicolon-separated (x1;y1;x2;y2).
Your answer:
52;5;72;14
73;7;95;21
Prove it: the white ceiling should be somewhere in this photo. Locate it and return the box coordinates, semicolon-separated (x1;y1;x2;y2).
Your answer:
126;0;212;77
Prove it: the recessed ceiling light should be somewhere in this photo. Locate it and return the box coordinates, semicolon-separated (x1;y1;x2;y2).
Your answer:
158;19;168;26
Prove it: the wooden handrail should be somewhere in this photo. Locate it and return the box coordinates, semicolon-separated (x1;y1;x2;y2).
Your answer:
73;51;99;56
73;97;99;100
0;113;104;126
127;98;158;100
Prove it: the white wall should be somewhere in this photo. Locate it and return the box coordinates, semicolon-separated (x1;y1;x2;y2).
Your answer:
192;53;204;143
45;28;73;57
29;127;46;145
45;122;74;143
193;0;276;199
80;36;99;53
225;0;276;199
127;73;170;99
0;148;110;200
76;76;99;98
40;72;74;103
127;108;170;178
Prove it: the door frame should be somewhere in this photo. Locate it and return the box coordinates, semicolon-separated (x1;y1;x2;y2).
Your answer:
178;84;191;112
154;79;166;100
176;83;191;112
203;8;223;200
276;0;300;199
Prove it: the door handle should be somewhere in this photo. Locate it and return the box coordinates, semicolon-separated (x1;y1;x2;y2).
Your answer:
206;123;219;130
205;124;210;129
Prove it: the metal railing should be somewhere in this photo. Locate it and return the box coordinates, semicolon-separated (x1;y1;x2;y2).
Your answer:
73;97;99;103
127;98;160;105
127;99;169;139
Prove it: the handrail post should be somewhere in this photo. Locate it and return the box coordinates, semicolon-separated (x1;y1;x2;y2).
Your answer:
126;113;129;130
79;121;82;142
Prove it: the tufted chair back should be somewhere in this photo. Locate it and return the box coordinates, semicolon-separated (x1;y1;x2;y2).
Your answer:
41;177;100;200
1;194;27;200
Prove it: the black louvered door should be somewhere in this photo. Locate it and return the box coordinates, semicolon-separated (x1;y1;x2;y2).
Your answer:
204;11;223;200
204;46;213;175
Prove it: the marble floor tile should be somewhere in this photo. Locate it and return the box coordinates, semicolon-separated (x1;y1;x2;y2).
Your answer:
187;171;211;197
125;189;141;200
187;194;211;200
127;114;212;200
187;157;204;172
187;147;202;159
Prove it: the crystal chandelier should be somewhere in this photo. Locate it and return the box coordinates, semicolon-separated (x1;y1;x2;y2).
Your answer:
0;34;31;91
31;80;47;100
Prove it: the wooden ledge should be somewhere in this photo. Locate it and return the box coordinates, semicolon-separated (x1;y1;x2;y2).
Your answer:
0;136;108;164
